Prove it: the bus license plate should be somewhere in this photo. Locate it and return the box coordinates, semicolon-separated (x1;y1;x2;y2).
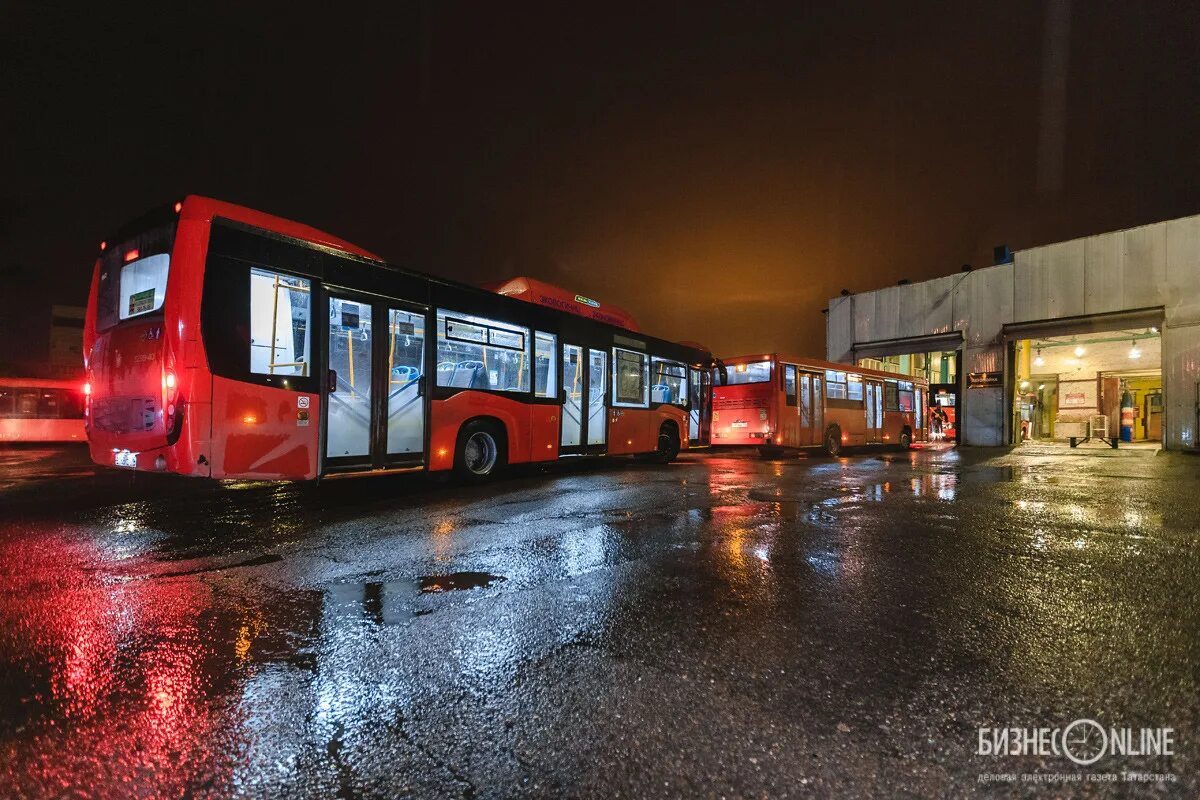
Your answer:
731;421;748;428
114;450;138;468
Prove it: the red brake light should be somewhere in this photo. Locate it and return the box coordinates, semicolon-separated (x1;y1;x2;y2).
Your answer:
124;248;140;262
99;241;107;251
174;201;183;213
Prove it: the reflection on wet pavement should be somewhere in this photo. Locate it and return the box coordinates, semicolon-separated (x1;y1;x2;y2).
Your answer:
0;445;1198;796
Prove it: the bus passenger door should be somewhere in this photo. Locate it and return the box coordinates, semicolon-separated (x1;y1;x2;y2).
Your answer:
324;293;427;473
812;375;824;443
587;349;607;449
325;294;375;468
799;373;812;445
865;380;883;443
688;368;702;443
561;344;584;449
781;364;799;446
383;306;426;463
560;345;606;453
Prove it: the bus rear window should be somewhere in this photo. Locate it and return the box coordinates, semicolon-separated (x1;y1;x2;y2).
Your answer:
726;360;771;384
117;254;170;320
96;213;177;331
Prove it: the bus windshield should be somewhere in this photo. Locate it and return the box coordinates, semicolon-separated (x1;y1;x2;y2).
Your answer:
725;360;772;384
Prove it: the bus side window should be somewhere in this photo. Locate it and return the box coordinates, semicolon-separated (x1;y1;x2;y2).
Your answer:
534;332;557;398
37;389;61;418
784;365;797;406
825;370;847;400
249;268;312;377
884;382;899;411
614;348;649;407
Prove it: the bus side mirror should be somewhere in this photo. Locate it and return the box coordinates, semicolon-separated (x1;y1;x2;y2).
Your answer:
328;369;337;392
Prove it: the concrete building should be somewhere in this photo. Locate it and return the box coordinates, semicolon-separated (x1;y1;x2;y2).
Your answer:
826;213;1200;450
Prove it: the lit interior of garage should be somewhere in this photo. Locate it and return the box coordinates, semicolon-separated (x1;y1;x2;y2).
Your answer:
1013;327;1162;445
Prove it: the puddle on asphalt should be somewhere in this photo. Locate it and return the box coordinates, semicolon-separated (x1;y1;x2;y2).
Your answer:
418;571;506;593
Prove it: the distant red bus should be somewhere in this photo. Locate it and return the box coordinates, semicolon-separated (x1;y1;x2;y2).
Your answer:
83;196;713;480
712;354;927;456
0;378;86;443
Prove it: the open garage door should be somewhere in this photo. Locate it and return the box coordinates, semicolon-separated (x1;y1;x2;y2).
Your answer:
853;332;964;446
1003;309;1164;448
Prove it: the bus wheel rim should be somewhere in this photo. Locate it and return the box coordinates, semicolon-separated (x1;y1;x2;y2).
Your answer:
464;431;497;474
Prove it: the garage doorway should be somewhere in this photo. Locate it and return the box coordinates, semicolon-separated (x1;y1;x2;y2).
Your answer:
1010;326;1162;446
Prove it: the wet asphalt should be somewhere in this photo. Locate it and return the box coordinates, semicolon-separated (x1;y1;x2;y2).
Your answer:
0;444;1197;798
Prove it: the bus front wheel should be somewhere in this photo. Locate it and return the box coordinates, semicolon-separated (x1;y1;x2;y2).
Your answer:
823;426;843;457
454;420;507;482
652;424;681;464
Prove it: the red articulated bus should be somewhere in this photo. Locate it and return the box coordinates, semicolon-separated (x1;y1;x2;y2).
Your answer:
0;378;87;443
712;354;927;457
83;196;714;481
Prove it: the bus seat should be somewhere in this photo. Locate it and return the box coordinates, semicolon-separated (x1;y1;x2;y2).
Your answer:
449;361;486;388
651;384;671;403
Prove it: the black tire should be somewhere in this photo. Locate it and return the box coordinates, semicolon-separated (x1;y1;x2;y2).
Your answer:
454;420;507;482
758;446;784;459
899;428;913;449
653;425;681;464
823;425;843;457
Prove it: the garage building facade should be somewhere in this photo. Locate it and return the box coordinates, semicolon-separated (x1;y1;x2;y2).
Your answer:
826;213;1200;450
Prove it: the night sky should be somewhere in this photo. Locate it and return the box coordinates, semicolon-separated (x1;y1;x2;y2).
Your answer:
3;2;1199;373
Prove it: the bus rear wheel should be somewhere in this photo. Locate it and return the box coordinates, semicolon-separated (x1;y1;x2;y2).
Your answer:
758;446;783;459
454;420;507;482
899;427;913;449
823;426;843;457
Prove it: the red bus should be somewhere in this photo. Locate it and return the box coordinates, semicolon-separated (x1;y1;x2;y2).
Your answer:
0;378;87;443
83;196;713;481
712;354;927;456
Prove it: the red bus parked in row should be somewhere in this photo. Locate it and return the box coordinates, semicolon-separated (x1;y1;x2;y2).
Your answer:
84;196;714;481
712;354;927;456
0;378;87;443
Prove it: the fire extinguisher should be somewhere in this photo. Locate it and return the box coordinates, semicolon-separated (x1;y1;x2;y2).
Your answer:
1120;390;1135;442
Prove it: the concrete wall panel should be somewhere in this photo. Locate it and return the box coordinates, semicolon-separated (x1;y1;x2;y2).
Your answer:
964;265;1012;348
1162;323;1200;450
1122;223;1167;312
826;295;854;364
924;276;955;335
961;345;1005;446
1165;216;1200;326
1083;232;1124;316
1013;248;1042;322
874;286;900;341
898;282;926;339
853;292;876;346
1043;239;1086;319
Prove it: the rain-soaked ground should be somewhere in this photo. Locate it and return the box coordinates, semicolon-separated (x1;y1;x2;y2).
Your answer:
0;443;1197;797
